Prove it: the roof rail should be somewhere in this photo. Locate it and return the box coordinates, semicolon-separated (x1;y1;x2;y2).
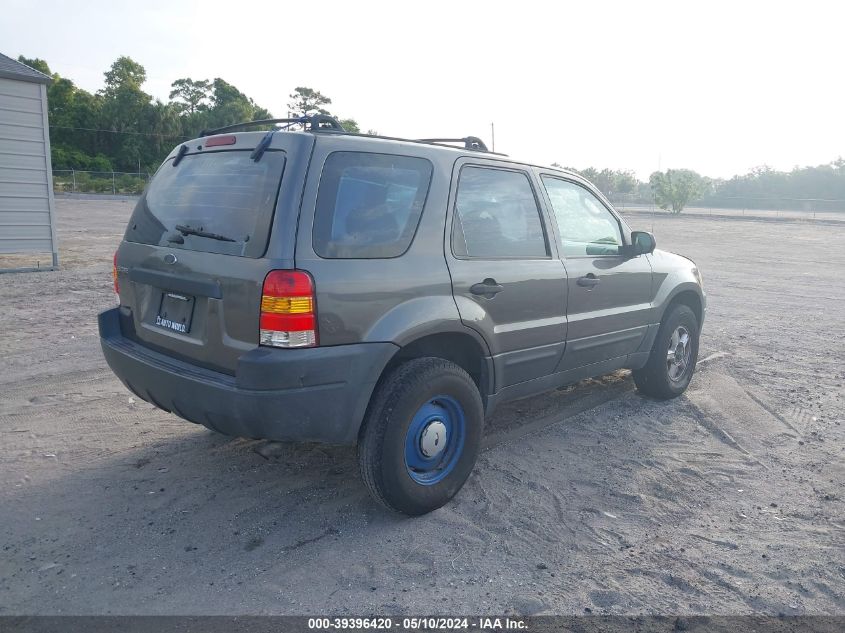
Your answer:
418;136;489;152
199;114;345;137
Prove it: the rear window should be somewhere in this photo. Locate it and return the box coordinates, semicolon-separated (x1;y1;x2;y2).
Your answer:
126;150;285;257
312;152;433;259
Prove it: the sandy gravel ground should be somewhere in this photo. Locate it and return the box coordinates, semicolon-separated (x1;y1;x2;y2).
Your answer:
0;198;843;615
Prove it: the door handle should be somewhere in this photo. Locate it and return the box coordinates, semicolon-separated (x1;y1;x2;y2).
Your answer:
470;278;505;297
577;274;600;288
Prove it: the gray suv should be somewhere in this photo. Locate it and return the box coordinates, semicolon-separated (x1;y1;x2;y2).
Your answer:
99;115;705;515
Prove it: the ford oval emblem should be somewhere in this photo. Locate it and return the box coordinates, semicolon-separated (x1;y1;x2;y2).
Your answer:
164;253;177;265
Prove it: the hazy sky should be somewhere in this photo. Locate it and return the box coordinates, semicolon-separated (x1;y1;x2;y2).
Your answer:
3;0;843;179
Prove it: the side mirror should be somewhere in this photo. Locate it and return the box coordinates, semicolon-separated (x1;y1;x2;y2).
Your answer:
628;231;656;256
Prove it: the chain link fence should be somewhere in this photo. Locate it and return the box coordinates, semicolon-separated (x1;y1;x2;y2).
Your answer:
607;192;845;215
610;200;845;224
52;170;152;195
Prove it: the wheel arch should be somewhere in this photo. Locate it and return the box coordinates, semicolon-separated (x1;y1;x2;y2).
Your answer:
355;327;493;441
664;287;704;327
381;329;493;399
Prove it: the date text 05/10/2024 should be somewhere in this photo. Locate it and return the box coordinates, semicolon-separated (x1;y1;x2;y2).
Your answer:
307;617;528;630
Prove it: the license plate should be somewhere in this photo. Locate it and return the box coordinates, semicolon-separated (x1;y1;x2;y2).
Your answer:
154;292;195;334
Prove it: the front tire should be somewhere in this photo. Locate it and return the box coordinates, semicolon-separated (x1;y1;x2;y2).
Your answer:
357;357;484;516
633;303;699;399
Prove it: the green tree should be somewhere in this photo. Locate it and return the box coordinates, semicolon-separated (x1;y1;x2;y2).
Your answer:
17;54;363;175
19;55;110;168
702;159;845;209
605;169;638;195
200;78;271;131
103;56;147;94
564;167;640;200
339;118;360;133
210;78;249;109
98;57;155;170
285;87;359;131
649;169;708;214
169;78;211;114
287;86;331;117
16;55;50;75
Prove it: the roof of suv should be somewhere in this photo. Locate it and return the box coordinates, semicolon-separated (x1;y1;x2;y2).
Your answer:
171;114;588;189
346;131;584;179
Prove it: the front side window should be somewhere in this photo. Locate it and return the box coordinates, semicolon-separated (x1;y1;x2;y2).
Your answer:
541;177;623;257
452;167;548;258
313;152;433;259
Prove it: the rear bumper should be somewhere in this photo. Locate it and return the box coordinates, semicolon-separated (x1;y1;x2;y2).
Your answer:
98;308;397;444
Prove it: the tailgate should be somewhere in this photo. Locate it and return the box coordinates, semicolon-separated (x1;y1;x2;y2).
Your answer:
116;141;288;374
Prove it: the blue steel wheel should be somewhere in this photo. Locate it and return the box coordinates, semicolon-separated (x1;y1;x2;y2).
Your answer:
357;357;484;515
403;396;466;485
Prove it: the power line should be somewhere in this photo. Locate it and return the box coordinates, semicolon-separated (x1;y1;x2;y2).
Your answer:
49;125;190;139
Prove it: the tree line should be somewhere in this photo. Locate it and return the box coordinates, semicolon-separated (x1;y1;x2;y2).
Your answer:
17;55;359;174
15;55;845;212
559;161;845;213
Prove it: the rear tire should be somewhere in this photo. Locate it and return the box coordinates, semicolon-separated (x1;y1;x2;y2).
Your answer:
357;357;484;516
633;303;699;400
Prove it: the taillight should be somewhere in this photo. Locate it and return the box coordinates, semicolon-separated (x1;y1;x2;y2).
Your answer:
259;270;317;348
113;251;119;294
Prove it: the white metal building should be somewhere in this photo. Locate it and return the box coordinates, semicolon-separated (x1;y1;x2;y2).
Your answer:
0;52;58;271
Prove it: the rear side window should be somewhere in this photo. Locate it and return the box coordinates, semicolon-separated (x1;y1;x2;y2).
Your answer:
126;150;285;257
452;166;548;258
313;152;433;259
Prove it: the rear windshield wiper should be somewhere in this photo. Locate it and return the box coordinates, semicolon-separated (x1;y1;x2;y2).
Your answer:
250;130;275;163
175;224;237;242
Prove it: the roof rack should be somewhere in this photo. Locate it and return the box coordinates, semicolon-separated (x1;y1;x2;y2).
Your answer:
199;114;345;137
199;117;499;155
418;136;489;152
